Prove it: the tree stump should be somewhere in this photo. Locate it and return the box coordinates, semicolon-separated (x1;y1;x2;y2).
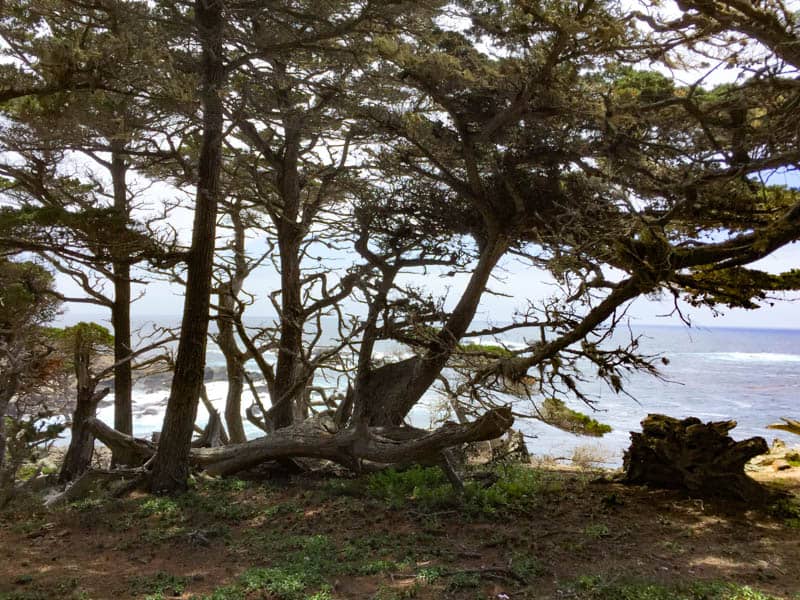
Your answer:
620;414;770;503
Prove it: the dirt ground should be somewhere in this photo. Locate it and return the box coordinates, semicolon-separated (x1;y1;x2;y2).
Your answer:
1;461;799;600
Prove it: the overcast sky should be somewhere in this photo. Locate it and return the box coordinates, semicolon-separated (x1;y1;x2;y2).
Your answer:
52;4;800;333
56;237;800;331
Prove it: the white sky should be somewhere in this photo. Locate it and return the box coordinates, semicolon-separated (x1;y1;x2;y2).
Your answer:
39;0;800;331
57;236;800;330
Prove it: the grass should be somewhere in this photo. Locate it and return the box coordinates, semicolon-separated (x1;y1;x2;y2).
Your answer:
564;576;798;599
785;452;800;468
3;464;798;600
768;497;800;529
195;531;404;599
360;464;566;517
128;572;189;597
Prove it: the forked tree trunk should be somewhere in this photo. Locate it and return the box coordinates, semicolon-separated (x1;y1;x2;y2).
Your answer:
60;335;110;483
59;385;110;483
355;237;509;427
620;414;770;503
148;0;224;494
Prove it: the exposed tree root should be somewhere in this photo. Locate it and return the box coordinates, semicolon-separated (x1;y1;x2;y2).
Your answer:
620;414;771;503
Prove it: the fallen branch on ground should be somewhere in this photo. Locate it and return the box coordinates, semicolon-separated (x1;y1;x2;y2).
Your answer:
87;407;514;477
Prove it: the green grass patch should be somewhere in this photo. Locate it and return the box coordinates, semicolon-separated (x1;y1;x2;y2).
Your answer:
200;535;341;599
362;464;567;518
208;526;455;599
565;576;787;599
128;571;189;597
768;497;800;529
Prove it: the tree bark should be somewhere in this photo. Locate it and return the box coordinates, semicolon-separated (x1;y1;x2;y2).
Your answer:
0;385;15;470
60;334;110;483
110;143;135;466
620;414;770;503
59;386;110;483
149;0;225;494
271;119;306;430
191;407;225;448
355;237;509;426
218;292;247;443
217;198;248;443
89;406;513;477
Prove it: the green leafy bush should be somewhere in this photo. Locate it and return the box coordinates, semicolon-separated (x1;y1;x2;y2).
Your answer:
539;398;612;436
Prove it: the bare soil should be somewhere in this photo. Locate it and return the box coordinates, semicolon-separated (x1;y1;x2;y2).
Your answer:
1;463;799;600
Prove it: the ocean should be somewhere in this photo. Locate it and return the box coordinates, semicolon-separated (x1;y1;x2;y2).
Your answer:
93;324;800;467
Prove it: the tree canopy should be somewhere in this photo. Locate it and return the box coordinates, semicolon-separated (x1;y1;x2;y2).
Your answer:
0;0;798;492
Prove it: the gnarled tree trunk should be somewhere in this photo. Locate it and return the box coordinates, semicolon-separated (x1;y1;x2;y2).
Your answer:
0;382;16;471
354;237;509;427
88;406;514;478
620;414;770;503
60;336;110;483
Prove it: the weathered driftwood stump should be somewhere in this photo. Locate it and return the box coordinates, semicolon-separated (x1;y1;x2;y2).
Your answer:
621;414;769;503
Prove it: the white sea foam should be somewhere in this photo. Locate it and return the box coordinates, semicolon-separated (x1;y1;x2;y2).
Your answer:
700;352;800;363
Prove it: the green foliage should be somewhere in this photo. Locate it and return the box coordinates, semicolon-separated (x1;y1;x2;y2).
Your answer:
445;571;480;592
539;398;612;436
0;259;58;330
366;465;454;510
135;484;259;526
768;497;800;528
583;522;610;539
566;576;783;600
609;67;676;104
509;553;547;580
415;566;442;584
55;322;114;351
683;266;800;310
456;342;515;358
785;452;800;467
200;535;342;600
364;464;558;517
127;571;189;597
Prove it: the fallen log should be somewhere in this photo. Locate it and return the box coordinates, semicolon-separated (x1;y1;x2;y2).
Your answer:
620;414;770;503
87;407;514;477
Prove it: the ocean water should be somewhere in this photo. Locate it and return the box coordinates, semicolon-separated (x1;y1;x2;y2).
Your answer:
508;325;800;465
94;324;800;467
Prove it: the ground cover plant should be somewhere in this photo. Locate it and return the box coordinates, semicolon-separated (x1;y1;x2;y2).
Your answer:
2;463;800;599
